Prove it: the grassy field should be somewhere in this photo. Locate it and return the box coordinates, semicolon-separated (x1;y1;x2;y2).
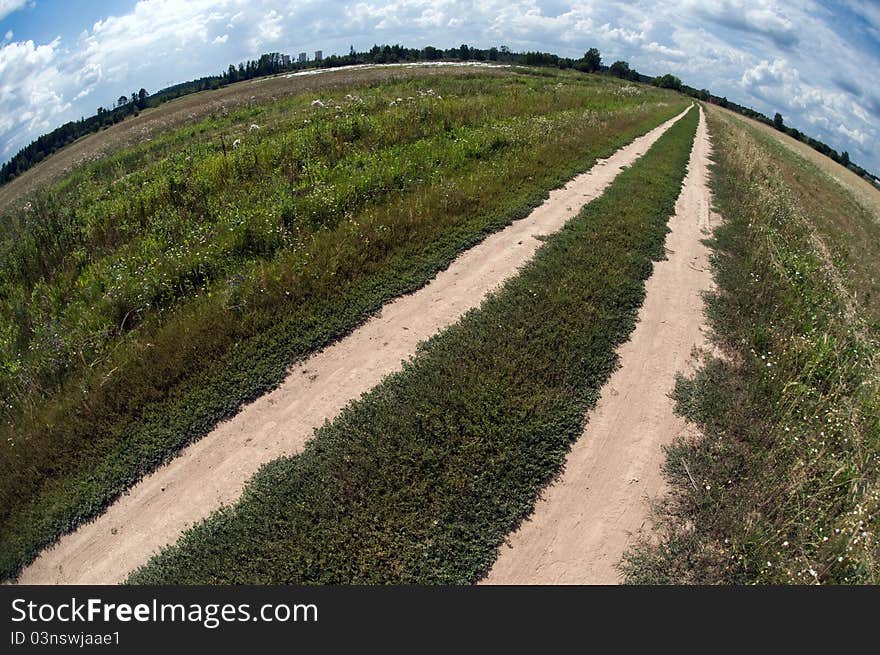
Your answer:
0;65;519;212
716;108;880;327
0;68;687;580
732;108;880;223
622;104;880;584
127;106;698;584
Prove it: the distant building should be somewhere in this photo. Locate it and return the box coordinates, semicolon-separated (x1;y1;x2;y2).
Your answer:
314;50;323;62
282;54;291;66
298;52;307;63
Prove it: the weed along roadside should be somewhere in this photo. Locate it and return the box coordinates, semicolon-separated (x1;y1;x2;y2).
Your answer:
127;106;699;584
621;105;880;584
0;70;688;581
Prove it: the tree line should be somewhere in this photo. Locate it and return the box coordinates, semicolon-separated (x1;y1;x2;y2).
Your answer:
1;43;876;186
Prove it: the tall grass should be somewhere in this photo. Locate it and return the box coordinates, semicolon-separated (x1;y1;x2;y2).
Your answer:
0;71;687;580
621;106;880;584
128;106;699;584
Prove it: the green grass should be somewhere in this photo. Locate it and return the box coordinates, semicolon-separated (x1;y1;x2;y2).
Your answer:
742;123;880;326
621;105;880;584
0;70;688;581
127;105;699;584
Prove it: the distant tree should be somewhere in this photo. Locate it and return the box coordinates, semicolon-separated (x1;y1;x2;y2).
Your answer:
137;88;149;107
699;88;711;101
579;47;602;73
773;112;784;130
488;46;499;61
653;74;682;90
459;43;470;60
117;95;128;108
609;60;630;79
423;45;441;60
227;64;238;82
841;150;850;167
524;51;557;66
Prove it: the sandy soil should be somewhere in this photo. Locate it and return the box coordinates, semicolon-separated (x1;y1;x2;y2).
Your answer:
483;105;715;585
17;108;691;585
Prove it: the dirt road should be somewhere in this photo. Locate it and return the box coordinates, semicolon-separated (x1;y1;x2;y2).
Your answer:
484;105;715;585
18;108;690;584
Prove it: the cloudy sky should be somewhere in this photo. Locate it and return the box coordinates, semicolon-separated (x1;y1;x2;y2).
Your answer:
1;0;878;172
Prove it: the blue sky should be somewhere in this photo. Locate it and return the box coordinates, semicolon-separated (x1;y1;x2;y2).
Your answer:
1;0;879;173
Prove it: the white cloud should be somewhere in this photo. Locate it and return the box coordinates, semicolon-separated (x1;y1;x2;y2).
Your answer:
644;42;686;58
0;37;70;157
843;0;880;30
80;0;236;82
836;122;867;147
0;0;28;22
684;0;799;49
741;58;793;89
213;34;229;44
599;23;647;45
250;8;283;49
227;10;244;28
